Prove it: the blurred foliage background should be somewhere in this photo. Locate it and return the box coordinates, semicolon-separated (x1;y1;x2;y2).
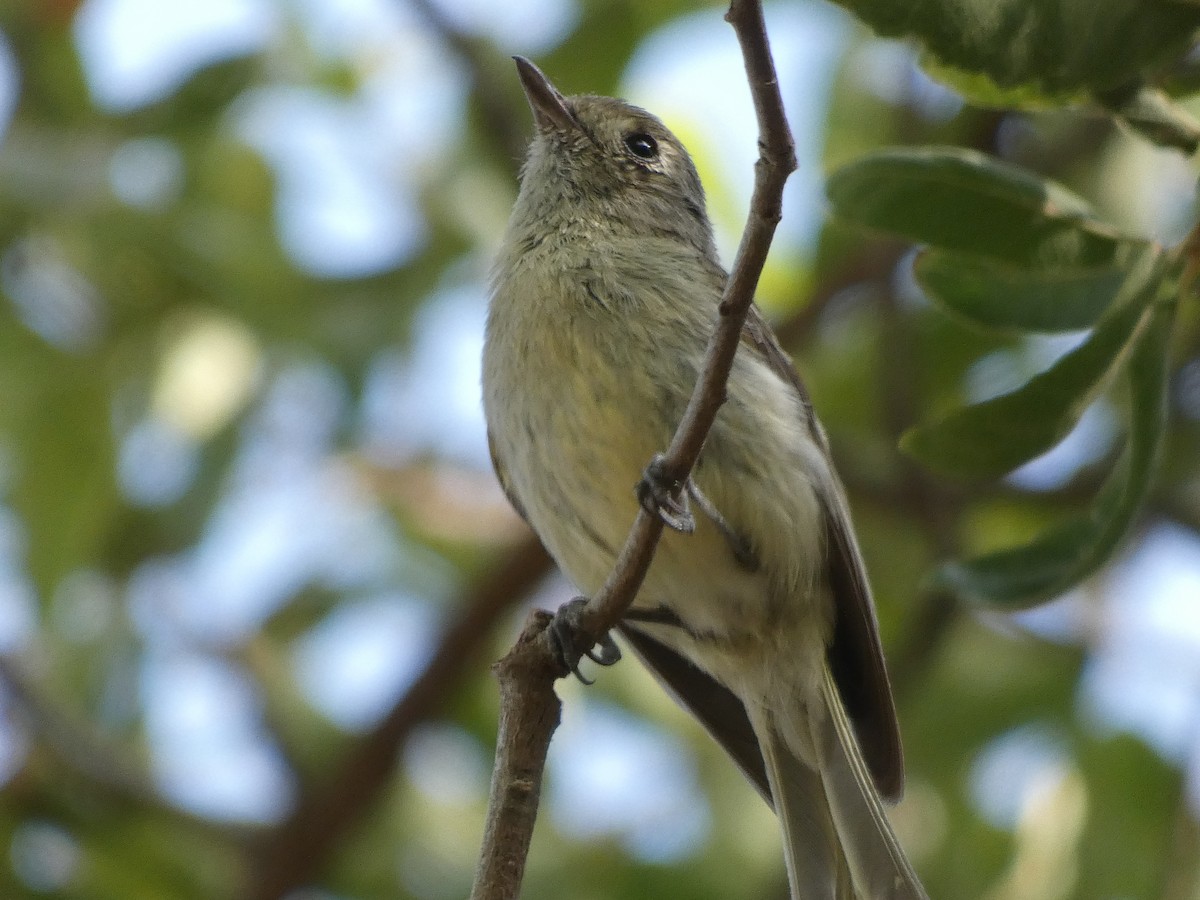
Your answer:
1;0;1200;898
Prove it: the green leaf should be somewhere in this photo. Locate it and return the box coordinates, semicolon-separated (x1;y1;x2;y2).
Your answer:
914;249;1137;333
933;278;1176;608
918;55;1081;109
1096;83;1200;154
829;0;1200;95
826;147;1125;267
6;355;121;598
902;247;1164;477
1161;53;1200;97
923;57;1200;154
1075;735;1180;898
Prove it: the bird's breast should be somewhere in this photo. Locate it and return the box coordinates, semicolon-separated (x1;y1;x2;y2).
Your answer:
483;249;832;662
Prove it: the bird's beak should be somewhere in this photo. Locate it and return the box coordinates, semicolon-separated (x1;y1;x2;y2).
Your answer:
514;56;576;134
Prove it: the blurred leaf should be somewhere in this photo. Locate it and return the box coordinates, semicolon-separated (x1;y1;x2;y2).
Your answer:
902;247;1163;477
542;0;704;97
1;15;92;124
917;56;1080;109
4;345;122;599
83;813;240;900
923;58;1200;153
129;56;262;137
831;0;1200;95
826;146;1128;267
1161;52;1200;97
933;273;1176;607
914;250;1135;334
1074;734;1180;898
900;618;1084;898
1096;82;1200;153
0;121;114;213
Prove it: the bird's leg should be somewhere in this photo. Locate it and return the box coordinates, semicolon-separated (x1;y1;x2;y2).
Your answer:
686;480;760;572
637;455;758;571
637;454;695;533
549;597;622;685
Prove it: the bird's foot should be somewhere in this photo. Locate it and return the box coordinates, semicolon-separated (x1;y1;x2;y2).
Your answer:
549;597;621;684
637;454;695;534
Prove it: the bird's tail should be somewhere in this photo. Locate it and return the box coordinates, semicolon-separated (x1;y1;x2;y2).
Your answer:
751;668;929;900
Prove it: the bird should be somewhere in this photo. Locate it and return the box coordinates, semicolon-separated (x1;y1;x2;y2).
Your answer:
482;56;929;900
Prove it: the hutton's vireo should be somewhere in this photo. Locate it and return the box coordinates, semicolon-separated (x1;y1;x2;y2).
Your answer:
483;57;928;900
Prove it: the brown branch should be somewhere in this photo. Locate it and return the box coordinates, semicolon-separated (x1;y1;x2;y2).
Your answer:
470;2;796;898
243;534;551;900
469;610;562;900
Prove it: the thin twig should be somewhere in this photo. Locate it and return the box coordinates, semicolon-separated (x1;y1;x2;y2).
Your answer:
470;3;795;898
0;655;157;804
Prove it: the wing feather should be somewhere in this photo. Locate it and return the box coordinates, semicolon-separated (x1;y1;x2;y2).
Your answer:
744;305;904;800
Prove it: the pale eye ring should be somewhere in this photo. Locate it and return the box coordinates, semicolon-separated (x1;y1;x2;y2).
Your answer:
624;132;658;159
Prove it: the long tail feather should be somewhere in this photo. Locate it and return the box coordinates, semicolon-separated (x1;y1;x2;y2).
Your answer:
751;671;928;900
818;667;928;899
755;715;850;900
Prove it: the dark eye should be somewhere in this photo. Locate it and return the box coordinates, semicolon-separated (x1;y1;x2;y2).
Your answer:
624;132;658;159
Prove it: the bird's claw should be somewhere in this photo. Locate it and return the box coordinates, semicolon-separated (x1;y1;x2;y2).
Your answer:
637;454;695;534
549;597;621;685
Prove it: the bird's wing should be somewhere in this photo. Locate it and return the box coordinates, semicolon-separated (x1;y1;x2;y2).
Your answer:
742;305;904;801
488;426;529;524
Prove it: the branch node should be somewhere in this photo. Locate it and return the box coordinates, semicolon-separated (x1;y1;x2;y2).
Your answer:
546;599;622;684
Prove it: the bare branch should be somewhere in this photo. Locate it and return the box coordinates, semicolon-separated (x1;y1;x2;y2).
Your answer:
469;610;561;900
0;655;156;803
